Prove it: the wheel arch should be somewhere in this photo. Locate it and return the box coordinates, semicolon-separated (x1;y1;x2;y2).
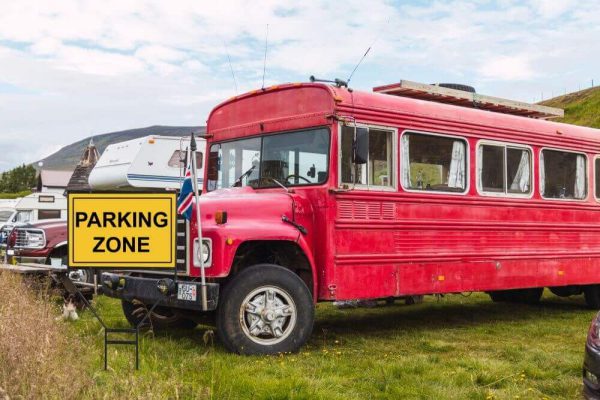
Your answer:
230;239;317;301
47;242;68;259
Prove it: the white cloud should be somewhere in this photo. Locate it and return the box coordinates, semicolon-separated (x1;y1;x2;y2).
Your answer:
0;0;599;170
478;55;536;81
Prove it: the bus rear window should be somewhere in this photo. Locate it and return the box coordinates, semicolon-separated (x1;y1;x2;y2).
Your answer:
401;132;467;193
541;149;586;200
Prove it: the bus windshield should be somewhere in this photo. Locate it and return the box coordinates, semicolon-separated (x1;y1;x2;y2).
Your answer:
207;128;329;191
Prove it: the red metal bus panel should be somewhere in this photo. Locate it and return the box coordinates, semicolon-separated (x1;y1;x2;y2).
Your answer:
203;82;600;302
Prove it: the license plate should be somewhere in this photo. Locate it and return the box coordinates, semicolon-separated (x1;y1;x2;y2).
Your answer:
177;283;197;301
6;249;14;256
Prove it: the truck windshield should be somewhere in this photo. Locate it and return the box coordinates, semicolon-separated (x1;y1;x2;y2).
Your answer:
207;128;329;191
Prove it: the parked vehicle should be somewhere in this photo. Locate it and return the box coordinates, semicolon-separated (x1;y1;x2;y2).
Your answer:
100;80;600;355
4;192;66;225
88;135;204;190
0;192;66;249
584;312;600;399
3;219;92;282
0;204;16;230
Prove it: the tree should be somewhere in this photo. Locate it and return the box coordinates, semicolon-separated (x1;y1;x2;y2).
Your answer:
0;164;37;193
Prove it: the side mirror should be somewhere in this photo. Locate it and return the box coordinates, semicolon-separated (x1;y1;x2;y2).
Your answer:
307;164;316;178
353;127;369;165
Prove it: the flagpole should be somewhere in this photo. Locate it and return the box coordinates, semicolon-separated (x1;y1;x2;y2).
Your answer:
190;132;208;311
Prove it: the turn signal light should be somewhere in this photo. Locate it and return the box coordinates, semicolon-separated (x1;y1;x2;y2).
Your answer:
215;210;228;225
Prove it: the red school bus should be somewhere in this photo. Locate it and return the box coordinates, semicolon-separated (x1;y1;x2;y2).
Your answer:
103;81;600;354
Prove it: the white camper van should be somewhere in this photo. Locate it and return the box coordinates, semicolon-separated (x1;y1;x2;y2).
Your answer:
89;135;206;190
0;199;19;229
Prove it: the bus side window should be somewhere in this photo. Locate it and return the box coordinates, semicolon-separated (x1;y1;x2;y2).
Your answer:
541;149;586;200
596;158;600;200
341;125;395;188
401;132;467;193
478;143;531;196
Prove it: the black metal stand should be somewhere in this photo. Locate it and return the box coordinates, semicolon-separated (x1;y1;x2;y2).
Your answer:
105;327;138;370
56;273;165;371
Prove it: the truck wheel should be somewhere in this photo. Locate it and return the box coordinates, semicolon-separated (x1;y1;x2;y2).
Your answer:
216;264;314;355
121;300;197;330
488;291;507;302
489;288;543;304
584;285;600;309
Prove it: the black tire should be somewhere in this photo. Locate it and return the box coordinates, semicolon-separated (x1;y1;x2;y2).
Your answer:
216;264;314;355
437;83;476;93
489;288;543;304
584;285;600;309
121;300;198;330
488;291;507;302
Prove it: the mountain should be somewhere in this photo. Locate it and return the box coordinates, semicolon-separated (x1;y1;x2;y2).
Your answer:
38;125;205;170
34;87;600;170
540;86;600;128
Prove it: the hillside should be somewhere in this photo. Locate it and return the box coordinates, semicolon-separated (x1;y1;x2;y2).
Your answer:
38;125;205;170
540;86;600;128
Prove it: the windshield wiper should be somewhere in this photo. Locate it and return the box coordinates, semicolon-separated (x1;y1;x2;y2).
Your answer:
264;177;289;192
233;165;255;187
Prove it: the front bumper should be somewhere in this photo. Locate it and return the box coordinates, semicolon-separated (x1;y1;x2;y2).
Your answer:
6;254;47;265
584;342;600;399
101;273;219;311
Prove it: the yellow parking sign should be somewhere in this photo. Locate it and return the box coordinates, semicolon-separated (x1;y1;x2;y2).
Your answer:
68;193;176;268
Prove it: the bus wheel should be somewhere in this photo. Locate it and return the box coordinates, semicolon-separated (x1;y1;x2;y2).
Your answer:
121;300;197;330
584;285;600;309
488;291;507;302
216;264;314;355
489;288;543;304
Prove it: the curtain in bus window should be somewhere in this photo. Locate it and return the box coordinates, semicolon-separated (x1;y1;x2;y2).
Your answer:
476;145;483;191
401;135;410;188
539;151;545;195
509;150;530;193
447;141;465;189
575;154;586;199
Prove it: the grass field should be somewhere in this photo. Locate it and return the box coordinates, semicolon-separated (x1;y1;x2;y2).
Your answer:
68;291;594;399
541;86;600;129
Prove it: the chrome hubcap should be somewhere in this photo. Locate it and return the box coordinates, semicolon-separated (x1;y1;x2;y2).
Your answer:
68;269;89;283
240;286;296;345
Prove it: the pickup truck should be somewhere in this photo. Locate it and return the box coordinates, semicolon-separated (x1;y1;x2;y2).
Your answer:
4;219;93;284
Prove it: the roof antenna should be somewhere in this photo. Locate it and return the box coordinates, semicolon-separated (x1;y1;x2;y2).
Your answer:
224;42;238;93
261;24;269;89
346;18;389;85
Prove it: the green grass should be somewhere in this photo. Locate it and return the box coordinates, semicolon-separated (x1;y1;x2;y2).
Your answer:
541;86;600;128
71;292;594;399
0;190;31;199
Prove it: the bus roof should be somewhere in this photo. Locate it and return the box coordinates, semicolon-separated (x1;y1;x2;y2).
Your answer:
207;82;600;150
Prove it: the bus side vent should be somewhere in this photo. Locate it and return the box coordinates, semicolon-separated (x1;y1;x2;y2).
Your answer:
337;200;396;220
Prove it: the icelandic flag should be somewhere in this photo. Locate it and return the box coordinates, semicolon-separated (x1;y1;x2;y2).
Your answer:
177;161;194;220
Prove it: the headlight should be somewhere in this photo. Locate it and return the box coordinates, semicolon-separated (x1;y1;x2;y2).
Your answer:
25;231;45;248
194;238;212;267
200;241;210;263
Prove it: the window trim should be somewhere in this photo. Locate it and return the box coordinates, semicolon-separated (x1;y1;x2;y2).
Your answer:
399;129;470;196
207;126;331;192
476;139;534;199
337;122;398;192
595;155;600;201
539;146;588;202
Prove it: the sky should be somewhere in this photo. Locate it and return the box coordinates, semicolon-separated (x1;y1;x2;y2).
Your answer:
1;0;599;171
